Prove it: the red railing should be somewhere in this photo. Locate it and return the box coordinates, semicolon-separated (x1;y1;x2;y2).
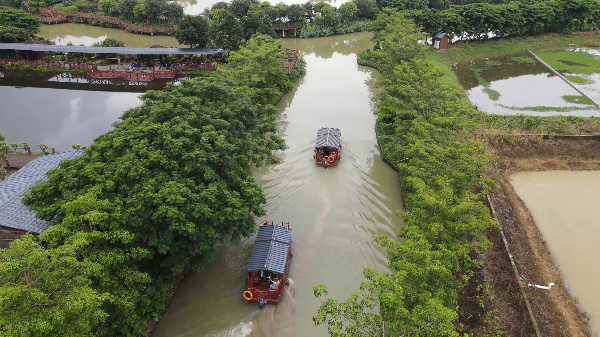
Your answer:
38;8;178;34
86;63;216;81
0;59;98;70
272;22;303;30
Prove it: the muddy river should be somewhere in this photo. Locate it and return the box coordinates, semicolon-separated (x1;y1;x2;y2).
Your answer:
511;171;600;335
151;32;405;337
0;30;405;336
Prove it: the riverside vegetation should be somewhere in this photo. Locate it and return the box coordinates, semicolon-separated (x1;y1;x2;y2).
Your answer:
314;9;498;336
0;34;305;337
320;7;600;336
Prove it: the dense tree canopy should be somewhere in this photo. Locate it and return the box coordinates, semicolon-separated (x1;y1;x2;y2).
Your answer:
402;0;600;38
1;35;294;337
0;25;34;43
0;9;41;36
176;15;210;48
0;234;109;337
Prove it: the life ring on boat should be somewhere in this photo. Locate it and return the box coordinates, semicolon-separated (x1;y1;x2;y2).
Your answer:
243;290;253;301
327;155;335;163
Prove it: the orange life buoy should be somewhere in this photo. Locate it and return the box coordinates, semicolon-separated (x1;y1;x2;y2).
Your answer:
243;290;253;301
327;155;335;163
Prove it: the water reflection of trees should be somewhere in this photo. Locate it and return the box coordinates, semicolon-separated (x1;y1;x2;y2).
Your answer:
283;32;373;59
453;55;551;91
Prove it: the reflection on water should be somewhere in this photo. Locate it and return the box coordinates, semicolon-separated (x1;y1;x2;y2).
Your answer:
511;171;600;336
39;23;183;47
452;53;600;116
152;32;405;337
0;86;141;150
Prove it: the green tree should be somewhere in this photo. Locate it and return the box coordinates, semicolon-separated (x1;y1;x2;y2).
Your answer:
218;34;291;105
0;25;34;43
120;0;138;18
27;0;45;12
353;0;376;19
339;2;358;22
92;37;126;47
73;0;97;12
176;15;210;48
320;4;340;27
163;1;184;23
37;191;152;336
144;0;164;22
285;3;304;22
0;233;109;337
133;0;145;19
98;0;123;15
0;9;41;35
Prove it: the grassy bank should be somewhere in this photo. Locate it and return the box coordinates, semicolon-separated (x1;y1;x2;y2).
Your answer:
438;31;600;62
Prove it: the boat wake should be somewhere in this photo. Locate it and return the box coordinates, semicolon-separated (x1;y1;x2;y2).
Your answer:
208;322;253;337
249;278;296;337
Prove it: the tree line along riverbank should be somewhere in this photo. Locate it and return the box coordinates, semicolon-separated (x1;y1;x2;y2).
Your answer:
0;34;306;337
342;10;599;336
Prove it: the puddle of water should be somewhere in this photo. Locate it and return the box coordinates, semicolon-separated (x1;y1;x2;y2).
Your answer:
567;48;600;105
452;53;600;116
511;171;600;335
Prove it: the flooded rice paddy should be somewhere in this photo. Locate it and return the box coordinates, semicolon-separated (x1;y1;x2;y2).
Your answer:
511;171;600;335
452;51;600;117
0;30;406;337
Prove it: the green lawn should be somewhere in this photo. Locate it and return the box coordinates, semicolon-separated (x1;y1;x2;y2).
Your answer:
536;50;600;75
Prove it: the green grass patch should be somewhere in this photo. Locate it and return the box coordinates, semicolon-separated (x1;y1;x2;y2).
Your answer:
472;68;501;101
496;104;600;112
536;51;600;75
485;60;502;67
438;32;600;62
562;95;595;105
564;75;593;84
481;114;600;134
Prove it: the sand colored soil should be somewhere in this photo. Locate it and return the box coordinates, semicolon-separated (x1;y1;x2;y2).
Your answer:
483;136;599;337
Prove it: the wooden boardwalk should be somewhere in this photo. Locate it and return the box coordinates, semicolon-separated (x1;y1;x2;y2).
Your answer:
38;8;178;35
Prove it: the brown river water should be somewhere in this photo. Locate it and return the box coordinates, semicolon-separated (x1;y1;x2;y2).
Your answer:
0;28;405;336
511;171;600;336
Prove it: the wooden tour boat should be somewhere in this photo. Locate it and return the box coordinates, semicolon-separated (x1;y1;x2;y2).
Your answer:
314;127;341;168
243;221;293;308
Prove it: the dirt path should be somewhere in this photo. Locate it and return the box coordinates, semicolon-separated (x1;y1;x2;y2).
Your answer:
484;136;598;337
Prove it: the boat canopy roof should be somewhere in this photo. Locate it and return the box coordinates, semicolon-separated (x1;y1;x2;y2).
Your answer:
315;127;341;148
247;224;292;275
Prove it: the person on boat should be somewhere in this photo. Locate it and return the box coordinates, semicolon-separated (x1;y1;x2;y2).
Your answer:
268;276;280;291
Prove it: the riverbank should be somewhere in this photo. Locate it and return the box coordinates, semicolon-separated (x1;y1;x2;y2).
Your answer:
437;30;600;62
484;137;597;336
361;25;596;335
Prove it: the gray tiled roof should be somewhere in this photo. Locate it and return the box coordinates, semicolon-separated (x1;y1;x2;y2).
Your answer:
0;150;84;234
247;224;292;275
315;127;341;148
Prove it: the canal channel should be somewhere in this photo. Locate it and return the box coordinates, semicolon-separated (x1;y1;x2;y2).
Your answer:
0;29;406;336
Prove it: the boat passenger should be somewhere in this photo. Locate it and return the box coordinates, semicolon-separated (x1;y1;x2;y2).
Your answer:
268;276;280;291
